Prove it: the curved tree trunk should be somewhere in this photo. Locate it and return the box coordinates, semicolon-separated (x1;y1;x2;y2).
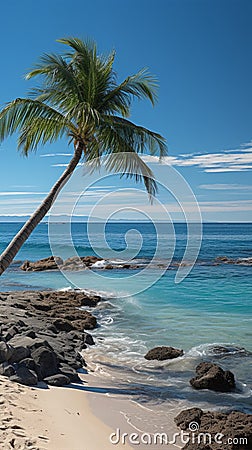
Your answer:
0;142;84;276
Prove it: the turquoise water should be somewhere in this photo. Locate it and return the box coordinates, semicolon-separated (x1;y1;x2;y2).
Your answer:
0;222;252;412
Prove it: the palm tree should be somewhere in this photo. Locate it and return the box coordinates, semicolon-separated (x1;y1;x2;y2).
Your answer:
0;37;167;276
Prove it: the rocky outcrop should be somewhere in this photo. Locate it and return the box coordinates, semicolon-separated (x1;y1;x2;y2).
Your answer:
0;341;14;362
190;362;236;392
18;254;252;273
144;346;184;361
43;374;70;386
0;290;101;386
20;255;104;272
21;256;63;271
10;366;38;386
174;408;252;449
61;256;103;271
20;255;145;272
215;256;252;266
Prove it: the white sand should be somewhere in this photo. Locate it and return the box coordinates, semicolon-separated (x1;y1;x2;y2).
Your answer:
0;375;132;450
0;372;184;449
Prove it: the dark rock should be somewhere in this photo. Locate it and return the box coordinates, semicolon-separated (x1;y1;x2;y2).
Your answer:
53;318;74;332
9;335;52;356
72;314;97;331
83;332;95;346
144;346;184;361
46;324;58;334
31;346;58;379
10;366;38;386
24;330;37;339
0;289;101;388
214;256;252;267
9;335;35;348
175;409;252;450
50;311;97;332
60;255;103;271
0;362;16;377
5;326;19;341
77;342;87;351
174;407;203;430
31;302;51;312
209;345;251;357
67;330;82;341
16;319;26;328
75;352;86;367
64;357;82;370
9;345;30;363
28;338;53;352
0;341;14;363
79;295;101;307
60;257;86;271
236;257;252;265
6;300;27;310
20;256;63;272
190;362;236;392
215;256;231;263
19;358;37;372
80;256;102;267
59;364;81;382
43;374;70;386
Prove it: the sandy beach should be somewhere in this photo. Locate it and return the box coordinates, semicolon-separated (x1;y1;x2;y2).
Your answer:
0;288;181;449
0;2;251;448
1;371;184;450
0;373;135;450
0;286;251;450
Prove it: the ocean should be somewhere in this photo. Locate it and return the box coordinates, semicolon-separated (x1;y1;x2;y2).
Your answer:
0;221;252;418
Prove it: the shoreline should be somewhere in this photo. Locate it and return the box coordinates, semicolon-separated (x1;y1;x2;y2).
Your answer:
82;370;184;450
0;367;183;450
0;374;134;450
0;288;251;449
0;288;184;449
0;288;189;449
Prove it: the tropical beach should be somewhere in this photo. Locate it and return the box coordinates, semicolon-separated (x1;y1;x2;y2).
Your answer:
0;223;252;449
0;0;252;449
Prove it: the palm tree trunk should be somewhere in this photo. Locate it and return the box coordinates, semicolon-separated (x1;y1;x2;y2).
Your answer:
0;142;84;276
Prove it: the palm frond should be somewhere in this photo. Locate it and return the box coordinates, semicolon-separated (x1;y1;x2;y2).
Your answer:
26;53;84;108
0;37;167;200
105;152;157;198
90;115;167;161
105;116;167;157
57;38;116;110
0;98;76;154
18;116;66;154
100;68;158;116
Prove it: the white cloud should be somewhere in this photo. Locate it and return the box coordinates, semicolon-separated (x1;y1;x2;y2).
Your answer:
205;165;252;173
239;141;252;149
52;141;252;173
200;184;252;190
199;199;252;211
51;163;83;167
89;185;116;190
142;141;252;172
11;185;36;188
0;192;46;196
40;153;72;157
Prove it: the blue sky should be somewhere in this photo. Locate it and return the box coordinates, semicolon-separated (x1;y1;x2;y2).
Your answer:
0;0;251;221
